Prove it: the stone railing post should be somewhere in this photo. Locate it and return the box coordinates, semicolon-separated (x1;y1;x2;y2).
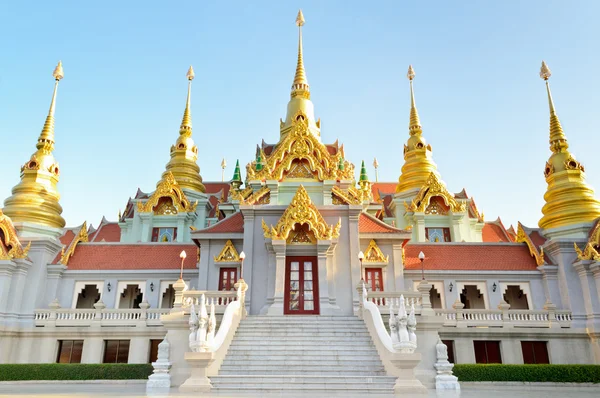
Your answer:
47;299;60;328
498;300;512;328
544;301;560;328
452;299;466;328
417;281;434;316
172;279;187;313
234;279;249;318
92;300;106;328
138;300;150;327
356;280;366;319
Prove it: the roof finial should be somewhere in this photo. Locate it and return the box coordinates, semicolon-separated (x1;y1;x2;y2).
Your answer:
180;66;194;134
291;9;309;98
539;61;567;153
407;65;421;133
38;61;64;148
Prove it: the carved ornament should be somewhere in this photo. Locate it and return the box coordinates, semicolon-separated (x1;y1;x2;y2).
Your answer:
262;185;341;241
214;240;241;263
0;210;31;260
229;186;253;203
240;186;271;205
287;224;317;244
60;222;89;265
405;173;467;213
246;113;355;182
137;172;198;214
363;239;389;263
574;221;600;261
515;223;545;266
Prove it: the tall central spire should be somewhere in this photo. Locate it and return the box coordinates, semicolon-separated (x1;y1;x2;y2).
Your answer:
396;65;442;193
537;61;600;230
282;9;320;139
3;61;66;230
161;66;205;193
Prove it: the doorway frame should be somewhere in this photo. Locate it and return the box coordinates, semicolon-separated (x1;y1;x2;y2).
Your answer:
284;255;320;315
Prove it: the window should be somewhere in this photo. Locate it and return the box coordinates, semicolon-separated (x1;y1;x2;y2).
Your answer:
118;285;144;309
474;341;502;364
425;227;451;242
521;341;549;364
151;227;177;242
103;340;130;363
442;340;455;364
219;268;238;292
460;285;486;309
149;339;162;363
504;285;529;310
161;284;176;309
429;286;442;309
75;285;101;309
56;340;83;363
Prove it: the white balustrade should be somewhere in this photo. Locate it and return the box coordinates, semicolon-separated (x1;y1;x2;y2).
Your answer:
434;307;571;328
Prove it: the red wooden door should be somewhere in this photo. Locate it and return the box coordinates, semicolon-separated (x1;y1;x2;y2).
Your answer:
365;268;383;292
284;256;319;315
219;268;238;291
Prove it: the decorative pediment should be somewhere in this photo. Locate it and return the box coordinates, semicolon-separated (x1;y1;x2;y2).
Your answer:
516;223;545;266
287;223;317;244
262;185;341;241
246;113;355;182
0;209;30;260
404;173;466;213
332;186;368;205
574;220;600;261
60;222;89;265
233;186;271;205
137;172;198;214
214;240;241;263
363;239;389;263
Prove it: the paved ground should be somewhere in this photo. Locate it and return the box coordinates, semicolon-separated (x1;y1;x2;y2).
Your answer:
0;383;598;397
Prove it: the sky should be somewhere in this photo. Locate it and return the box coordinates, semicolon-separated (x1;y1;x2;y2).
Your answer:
1;1;600;229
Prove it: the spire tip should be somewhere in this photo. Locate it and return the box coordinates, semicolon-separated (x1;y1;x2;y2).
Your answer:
296;9;305;26
53;61;64;81
187;65;195;81
540;61;551;81
407;65;415;81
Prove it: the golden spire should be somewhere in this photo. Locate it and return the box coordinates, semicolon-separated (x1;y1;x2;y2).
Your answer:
291;9;309;98
396;65;443;193
2;61;66;229
161;66;205;193
538;61;600;230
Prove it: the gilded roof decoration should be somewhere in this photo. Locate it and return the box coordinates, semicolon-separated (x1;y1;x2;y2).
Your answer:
214;240;241;263
288;224;317;244
246;114;354;182
404;173;466;213
262;185;341;241
137;172;198;214
60;222;89;265
0;209;31;260
574;220;600;261
363;239;389;263
229;186;253;202
331;186;362;205
515;223;545;266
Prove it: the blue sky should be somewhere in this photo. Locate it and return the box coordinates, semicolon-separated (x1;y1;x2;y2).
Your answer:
1;1;599;229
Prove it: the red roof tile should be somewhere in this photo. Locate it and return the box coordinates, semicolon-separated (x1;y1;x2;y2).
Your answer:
90;222;121;242
66;244;198;270
528;230;547;248
359;212;406;234
204;182;231;198
371;182;397;202
51;228;79;264
404;243;538;270
482;223;512;242
196;212;244;234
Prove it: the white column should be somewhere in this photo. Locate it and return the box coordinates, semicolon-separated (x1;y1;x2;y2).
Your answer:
197;239;210;290
348;207;361;312
449;214;462;242
129;336;151;363
325;241;337;307
44;264;67;307
260;242;276;314
414;214;426;242
81;337;104;364
392;242;405;290
139;213;151;242
0;260;16;317
266;239;286;315
240;207;255;313
538;265;563;308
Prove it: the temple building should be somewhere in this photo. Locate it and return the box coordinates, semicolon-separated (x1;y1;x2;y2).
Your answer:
1;10;600;393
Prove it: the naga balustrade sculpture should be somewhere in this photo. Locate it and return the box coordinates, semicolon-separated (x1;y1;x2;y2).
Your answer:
388;293;418;353
188;295;217;353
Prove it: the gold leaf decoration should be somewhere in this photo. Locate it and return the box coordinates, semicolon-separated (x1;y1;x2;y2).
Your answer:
137;172;197;214
405;173;466;213
363;239;389;263
60;222;89;265
515;223;545;266
214;240;241;262
0;209;31;260
574;221;600;261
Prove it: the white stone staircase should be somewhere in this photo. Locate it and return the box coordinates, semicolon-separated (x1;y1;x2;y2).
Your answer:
210;315;396;393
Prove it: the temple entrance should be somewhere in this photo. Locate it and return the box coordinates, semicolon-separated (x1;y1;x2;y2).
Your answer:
284;256;319;315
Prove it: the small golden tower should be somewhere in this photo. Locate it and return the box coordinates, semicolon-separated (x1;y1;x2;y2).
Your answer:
161;66;206;193
396;65;442;193
3;62;66;229
538;61;600;230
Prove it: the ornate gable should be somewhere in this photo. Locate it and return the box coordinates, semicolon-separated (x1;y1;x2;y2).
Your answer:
246;113;355;182
262;185;341;241
363;239;389;263
516;223;545;266
404;173;466;213
214;240;241;262
331;186;372;205
0;209;30;260
574;219;600;261
231;186;271;205
137;172;198;214
60;222;89;265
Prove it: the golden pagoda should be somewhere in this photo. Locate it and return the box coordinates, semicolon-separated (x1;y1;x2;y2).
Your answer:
2;62;66;229
161;66;206;193
538;61;600;230
396;65;443;193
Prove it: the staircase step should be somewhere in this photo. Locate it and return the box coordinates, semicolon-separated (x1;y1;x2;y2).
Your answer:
222;359;384;366
218;369;387;376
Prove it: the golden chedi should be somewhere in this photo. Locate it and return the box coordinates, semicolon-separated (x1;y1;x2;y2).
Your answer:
396;65;443;193
538;61;600;230
161;66;206;193
3;62;66;229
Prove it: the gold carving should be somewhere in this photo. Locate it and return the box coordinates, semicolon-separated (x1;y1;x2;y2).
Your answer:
233;186;271;205
60;222;89;265
246;114;355;182
263;185;341;241
0;209;31;260
425;200;447;215
288;224;317;244
515;223;545;266
214;240;241;262
287;161;316;179
574;221;600;261
363;239;389;263
405;173;466;213
230;186;253;203
137;172;197;214
331;186;361;205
